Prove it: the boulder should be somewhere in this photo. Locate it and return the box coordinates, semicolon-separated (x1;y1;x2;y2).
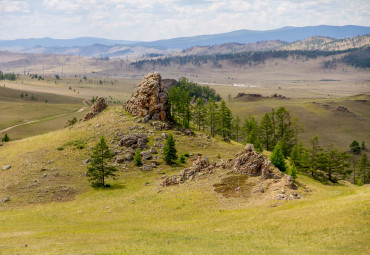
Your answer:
2;197;10;203
124;153;133;161
150;147;158;154
141;151;152;160
2;165;11;170
83;97;107;121
126;73;170;121
142;164;153;171
161;132;168;139
115;156;125;163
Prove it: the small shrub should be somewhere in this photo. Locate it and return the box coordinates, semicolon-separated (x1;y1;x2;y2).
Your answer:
180;155;186;163
2;133;10;142
134;150;142;166
57;147;64;151
357;179;363;186
184;153;190;157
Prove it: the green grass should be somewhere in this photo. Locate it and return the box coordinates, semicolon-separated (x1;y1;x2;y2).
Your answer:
0;106;369;254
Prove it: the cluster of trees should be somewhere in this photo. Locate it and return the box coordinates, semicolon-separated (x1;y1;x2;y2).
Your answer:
350;140;366;154
342;47;370;68
131;48;359;69
172;78;221;101
0;71;16;81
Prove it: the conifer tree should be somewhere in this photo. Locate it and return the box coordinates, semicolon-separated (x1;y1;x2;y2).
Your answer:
232;116;241;142
133;150;142;166
350;140;361;154
163;133;178;164
358;153;369;183
193;98;206;131
2;133;10;142
271;143;287;172
259;113;273;151
218;100;232;138
321;145;350;182
87;136;117;187
206;99;218;137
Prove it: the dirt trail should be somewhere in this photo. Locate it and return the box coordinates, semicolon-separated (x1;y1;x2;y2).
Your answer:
0;100;87;134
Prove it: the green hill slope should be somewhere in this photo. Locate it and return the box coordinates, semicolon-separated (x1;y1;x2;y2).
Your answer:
0;106;369;254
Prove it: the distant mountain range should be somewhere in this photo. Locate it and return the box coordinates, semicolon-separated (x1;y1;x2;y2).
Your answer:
0;25;369;58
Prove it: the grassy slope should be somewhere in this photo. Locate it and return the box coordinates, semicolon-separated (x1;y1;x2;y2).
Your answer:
225;94;370;149
0;106;369;254
0;86;85;139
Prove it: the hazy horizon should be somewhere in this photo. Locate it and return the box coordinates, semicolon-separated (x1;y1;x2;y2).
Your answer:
0;0;369;41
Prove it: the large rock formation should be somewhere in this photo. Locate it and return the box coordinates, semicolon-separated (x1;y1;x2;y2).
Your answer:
83;97;107;121
162;144;297;193
126;73;170;121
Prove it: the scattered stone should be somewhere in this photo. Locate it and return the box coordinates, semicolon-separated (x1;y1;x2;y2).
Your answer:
141;151;152;160
47;160;53;164
142;164;153;171
223;137;231;142
40;168;47;171
0;143;3;146
42;174;47;178
119;133;148;149
183;129;193;136
154;142;164;148
150;147;158;154
276;194;287;200
115;155;125;163
143;115;151;123
25;243;28;247
2;165;11;170
77;211;82;214
124;152;133;161
126;72;170;121
2;197;10;203
155;137;163;141
83;97;107;121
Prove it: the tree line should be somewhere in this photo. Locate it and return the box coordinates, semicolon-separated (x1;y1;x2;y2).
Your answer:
167;80;369;185
131;48;360;69
0;71;16;81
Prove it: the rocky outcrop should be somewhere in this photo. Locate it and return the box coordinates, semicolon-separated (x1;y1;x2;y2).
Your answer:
221;143;283;179
126;72;170;121
83;97;107;121
119;133;148;150
162;144;297;191
162;156;215;186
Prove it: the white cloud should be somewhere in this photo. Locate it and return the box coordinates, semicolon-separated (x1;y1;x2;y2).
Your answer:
0;0;369;40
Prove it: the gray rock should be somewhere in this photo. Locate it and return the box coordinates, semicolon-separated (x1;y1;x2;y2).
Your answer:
0;143;3;146
124;153;133;161
42;174;47;178
155;137;163;142
150;147;158;154
119;135;138;147
47;160;53;164
184;129;193;136
143;115;151;123
2;165;11;170
244;143;255;152
141;151;152;160
154;142;164;148
2;197;10;203
115;156;125;163
83;159;90;164
142;164;153;171
276;194;287;200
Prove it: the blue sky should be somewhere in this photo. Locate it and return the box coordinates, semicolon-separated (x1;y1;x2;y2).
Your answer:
0;0;369;40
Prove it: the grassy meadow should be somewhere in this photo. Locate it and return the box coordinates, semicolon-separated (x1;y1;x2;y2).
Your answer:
0;106;369;254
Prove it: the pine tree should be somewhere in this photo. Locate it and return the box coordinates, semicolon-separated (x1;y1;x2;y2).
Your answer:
232;116;241;142
289;163;298;179
87;136;117;187
218;100;232;138
358;153;369;184
206;99;218;137
361;141;366;150
163;133;178;164
193;98;206;131
2;133;10;142
133;150;142;166
246;128;263;152
271;143;287;172
350;140;361;154
322;145;350;182
259;113;273;151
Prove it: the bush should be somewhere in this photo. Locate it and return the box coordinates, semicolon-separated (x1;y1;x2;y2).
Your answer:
180;155;186;163
133;150;142;166
357;179;363;186
2;133;10;142
184;153;190;157
290;163;297;180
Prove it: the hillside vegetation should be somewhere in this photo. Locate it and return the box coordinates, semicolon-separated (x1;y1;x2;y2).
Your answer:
0;106;369;254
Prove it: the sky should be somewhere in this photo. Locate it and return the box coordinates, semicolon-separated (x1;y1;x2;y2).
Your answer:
0;0;369;41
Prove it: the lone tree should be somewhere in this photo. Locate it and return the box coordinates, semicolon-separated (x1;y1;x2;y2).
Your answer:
271;143;287;172
163;133;177;164
133;150;142;166
87;136;117;187
2;133;10;142
350;140;361;154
